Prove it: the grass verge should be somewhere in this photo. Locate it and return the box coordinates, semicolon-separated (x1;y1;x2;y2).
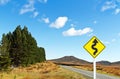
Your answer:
73;65;120;78
0;61;87;79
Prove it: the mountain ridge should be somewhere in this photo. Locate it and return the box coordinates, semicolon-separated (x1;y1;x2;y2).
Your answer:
50;56;120;66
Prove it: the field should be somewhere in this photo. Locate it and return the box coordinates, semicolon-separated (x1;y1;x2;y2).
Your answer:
73;64;120;77
0;61;86;79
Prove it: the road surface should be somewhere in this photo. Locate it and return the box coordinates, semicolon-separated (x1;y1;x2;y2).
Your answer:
61;65;120;79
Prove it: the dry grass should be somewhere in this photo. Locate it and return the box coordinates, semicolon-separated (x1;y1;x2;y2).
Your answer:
97;65;120;76
13;61;59;73
73;64;120;77
0;61;86;79
73;64;93;71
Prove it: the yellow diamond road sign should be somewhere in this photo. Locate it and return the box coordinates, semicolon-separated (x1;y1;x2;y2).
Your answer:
83;36;105;58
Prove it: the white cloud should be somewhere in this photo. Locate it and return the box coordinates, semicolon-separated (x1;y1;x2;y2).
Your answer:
115;8;120;14
63;27;93;36
42;17;50;24
19;0;47;18
101;1;116;12
33;11;39;18
0;0;10;5
101;0;120;15
20;0;35;14
50;16;68;29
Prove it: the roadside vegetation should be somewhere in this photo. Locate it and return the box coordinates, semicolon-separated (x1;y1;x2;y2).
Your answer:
0;61;87;79
73;64;120;77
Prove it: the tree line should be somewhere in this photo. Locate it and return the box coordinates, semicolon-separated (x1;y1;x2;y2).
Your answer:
0;26;46;70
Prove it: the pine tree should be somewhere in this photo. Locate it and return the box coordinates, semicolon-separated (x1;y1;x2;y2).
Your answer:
0;34;11;70
9;26;22;66
36;47;46;62
0;25;46;69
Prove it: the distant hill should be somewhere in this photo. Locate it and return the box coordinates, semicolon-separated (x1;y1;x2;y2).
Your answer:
97;61;111;65
51;56;120;66
97;61;120;66
51;56;91;66
111;61;120;66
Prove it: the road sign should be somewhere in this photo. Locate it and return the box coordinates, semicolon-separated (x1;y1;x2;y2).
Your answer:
83;36;105;79
83;36;105;58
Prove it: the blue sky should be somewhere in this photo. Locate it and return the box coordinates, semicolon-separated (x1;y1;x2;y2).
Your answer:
0;0;120;62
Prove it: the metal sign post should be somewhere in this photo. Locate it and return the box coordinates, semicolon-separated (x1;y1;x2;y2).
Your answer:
93;58;96;79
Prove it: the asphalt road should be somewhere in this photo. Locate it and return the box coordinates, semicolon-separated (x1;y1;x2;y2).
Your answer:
61;65;120;79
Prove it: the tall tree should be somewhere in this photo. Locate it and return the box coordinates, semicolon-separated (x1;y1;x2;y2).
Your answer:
9;26;22;66
36;47;46;62
0;25;46;68
0;34;11;70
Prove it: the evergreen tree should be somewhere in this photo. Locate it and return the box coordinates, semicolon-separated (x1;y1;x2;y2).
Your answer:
9;26;23;66
36;47;46;62
0;25;46;69
0;34;11;70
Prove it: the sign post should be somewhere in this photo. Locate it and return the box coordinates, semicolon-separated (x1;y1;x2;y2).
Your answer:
93;58;96;79
83;36;105;79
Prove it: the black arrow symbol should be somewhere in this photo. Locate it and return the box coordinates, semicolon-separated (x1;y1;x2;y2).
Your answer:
91;39;98;55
